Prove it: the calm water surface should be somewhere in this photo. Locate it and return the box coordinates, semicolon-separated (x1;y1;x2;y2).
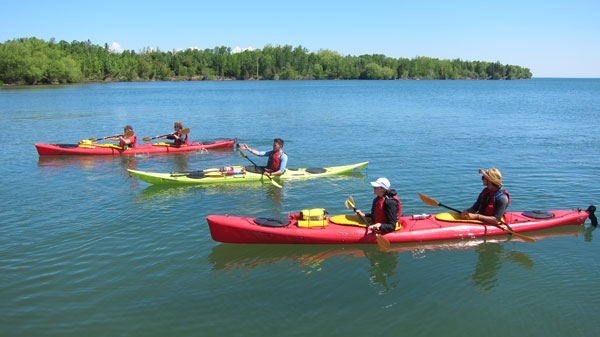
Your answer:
1;79;599;336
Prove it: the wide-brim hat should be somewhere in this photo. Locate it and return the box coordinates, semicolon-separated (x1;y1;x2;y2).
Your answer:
479;168;502;187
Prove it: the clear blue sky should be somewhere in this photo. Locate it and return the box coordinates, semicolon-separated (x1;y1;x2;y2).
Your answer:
3;0;599;77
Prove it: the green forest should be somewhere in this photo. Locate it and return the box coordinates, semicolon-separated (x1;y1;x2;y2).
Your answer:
0;37;532;85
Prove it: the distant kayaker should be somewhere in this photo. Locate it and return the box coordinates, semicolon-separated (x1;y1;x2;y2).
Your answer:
105;125;137;149
461;168;510;224
239;138;287;176
156;121;188;146
355;177;403;234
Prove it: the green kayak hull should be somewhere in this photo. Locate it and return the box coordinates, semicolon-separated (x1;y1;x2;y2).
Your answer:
128;162;368;185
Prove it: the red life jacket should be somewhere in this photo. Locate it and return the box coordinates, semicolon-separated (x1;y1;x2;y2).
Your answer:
267;151;285;171
373;194;402;230
175;133;188;146
478;188;510;216
120;135;137;148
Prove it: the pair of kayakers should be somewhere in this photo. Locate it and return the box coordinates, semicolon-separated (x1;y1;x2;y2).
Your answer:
354;168;509;234
102;122;188;148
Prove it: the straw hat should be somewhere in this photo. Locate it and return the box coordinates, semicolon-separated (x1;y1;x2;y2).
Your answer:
479;168;502;187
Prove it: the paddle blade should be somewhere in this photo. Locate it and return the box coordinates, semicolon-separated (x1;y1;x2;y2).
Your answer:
349;195;355;206
142;137;153;142
180;128;190;135
269;179;283;189
346;196;356;209
124;130;134;137
344;199;353;210
509;230;536;243
418;192;440;207
376;234;391;251
238;149;247;158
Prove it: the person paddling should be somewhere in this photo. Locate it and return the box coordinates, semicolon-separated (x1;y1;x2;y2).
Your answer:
461;168;510;224
354;177;403;234
105;125;137;149
239;138;287;176
156;121;188;146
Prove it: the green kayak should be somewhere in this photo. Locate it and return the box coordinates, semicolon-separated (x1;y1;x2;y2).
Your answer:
127;162;368;185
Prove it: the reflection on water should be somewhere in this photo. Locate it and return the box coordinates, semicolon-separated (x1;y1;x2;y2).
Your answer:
134;180;285;205
364;248;399;294
584;226;595;242
208;225;586;293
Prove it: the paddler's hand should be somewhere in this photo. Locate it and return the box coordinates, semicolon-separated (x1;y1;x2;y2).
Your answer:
355;209;365;217
239;143;249;150
461;211;477;220
368;223;382;231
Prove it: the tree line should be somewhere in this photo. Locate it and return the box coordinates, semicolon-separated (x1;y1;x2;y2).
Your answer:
0;37;532;85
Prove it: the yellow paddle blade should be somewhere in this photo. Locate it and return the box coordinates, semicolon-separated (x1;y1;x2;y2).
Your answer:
179;128;190;135
142;137;152;142
346;196;355;209
344;199;353;210
124;130;134;137
418;192;440;207
269;179;283;189
238;149;247;158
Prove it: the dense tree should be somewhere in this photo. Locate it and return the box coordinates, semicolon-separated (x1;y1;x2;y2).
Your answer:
0;37;533;85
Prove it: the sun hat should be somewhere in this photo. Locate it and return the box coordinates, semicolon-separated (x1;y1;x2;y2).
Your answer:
370;177;391;189
479;168;502;187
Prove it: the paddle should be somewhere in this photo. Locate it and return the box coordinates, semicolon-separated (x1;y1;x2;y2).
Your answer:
88;130;134;142
238;149;282;188
143;128;190;142
417;192;536;242
345;195;391;251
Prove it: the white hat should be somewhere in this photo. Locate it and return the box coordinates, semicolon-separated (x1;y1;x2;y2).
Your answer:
370;177;390;189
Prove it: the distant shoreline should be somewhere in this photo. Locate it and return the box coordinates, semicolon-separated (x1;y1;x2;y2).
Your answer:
1;37;533;85
1;76;534;88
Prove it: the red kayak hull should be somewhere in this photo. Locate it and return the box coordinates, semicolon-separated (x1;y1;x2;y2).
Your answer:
207;209;591;244
35;140;236;156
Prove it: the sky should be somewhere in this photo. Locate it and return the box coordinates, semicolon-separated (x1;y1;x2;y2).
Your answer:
2;0;599;77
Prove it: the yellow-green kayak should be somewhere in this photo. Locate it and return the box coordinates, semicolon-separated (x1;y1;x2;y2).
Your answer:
127;162;368;185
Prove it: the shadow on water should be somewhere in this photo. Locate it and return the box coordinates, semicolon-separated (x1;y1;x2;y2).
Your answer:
208;225;587;293
38;155;141;176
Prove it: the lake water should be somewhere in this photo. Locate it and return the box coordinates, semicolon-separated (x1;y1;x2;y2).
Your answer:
1;79;599;336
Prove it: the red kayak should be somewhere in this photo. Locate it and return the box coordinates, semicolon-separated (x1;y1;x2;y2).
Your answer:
207;206;596;244
35;139;236;156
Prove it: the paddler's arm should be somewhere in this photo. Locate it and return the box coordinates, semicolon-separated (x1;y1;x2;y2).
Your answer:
239;143;259;156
